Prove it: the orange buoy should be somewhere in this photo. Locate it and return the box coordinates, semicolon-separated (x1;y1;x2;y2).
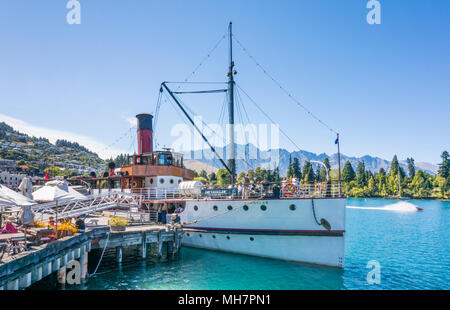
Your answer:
283;183;297;196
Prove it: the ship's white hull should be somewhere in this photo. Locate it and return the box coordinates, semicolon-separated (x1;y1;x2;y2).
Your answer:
179;198;346;268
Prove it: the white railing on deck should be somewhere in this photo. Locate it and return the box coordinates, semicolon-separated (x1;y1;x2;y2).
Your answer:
128;181;343;201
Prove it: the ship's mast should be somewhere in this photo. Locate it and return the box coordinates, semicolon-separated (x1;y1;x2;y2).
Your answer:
227;22;236;184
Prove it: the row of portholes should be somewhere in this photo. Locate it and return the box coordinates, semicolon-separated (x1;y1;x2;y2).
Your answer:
185;233;254;241
149;178;182;185
193;204;296;212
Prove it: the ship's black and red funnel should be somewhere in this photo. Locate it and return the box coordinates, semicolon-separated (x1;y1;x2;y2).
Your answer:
136;113;153;155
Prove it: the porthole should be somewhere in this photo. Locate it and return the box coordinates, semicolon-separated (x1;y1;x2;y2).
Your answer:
212;235;216;239
260;205;267;211
213;205;218;211
226;236;230;240
250;237;254;241
186;233;190;237
150;178;154;184
227;205;233;211
199;234;202;238
170;179;174;184
159;178;164;184
289;204;296;211
243;205;249;211
194;205;198;211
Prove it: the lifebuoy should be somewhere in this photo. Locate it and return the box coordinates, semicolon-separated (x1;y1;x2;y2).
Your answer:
315;183;323;194
283;183;297;196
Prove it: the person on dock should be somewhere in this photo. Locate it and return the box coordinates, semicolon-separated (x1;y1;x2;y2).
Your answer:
261;178;270;196
157;205;162;223
0;218;18;234
161;206;167;224
75;216;85;233
48;216;55;228
176;204;184;214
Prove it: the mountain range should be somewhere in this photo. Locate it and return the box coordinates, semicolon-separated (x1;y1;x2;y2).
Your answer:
0;121;439;177
182;143;439;176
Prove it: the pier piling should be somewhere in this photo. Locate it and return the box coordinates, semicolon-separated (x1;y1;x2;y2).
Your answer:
116;246;123;264
141;233;147;259
167;241;173;256
157;230;163;257
80;252;88;279
57;267;66;285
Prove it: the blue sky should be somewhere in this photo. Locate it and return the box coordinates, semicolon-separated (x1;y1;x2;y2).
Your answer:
0;0;449;164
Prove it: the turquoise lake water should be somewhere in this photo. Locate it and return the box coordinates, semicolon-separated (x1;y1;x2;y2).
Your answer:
30;199;449;290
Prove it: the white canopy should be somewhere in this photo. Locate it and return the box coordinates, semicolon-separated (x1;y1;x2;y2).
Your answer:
0;184;36;207
32;180;86;202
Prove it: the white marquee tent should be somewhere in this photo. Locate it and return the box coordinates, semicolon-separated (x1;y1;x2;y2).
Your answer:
0;184;36;207
32;180;86;202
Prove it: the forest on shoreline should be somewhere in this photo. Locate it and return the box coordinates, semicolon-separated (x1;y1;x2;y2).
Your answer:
192;151;450;199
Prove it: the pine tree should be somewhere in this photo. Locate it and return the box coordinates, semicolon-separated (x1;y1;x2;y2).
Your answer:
302;161;315;183
315;165;321;182
367;176;377;196
439;151;450;196
200;170;208;179
292;157;302;179
272;166;281;182
319;158;331;181
356;161;367;188
342;161;356;183
406;157;415;178
389;155;399;177
438;151;449;179
208;172;217;184
286;155;294;179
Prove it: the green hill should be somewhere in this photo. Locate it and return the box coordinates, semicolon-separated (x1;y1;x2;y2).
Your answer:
0;122;105;176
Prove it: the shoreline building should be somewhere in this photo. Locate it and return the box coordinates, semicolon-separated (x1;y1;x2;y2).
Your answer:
0;171;26;188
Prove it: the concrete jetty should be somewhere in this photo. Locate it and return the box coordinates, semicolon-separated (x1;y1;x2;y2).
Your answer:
0;222;183;290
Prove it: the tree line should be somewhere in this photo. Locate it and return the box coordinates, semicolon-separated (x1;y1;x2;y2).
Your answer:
341;152;449;198
194;151;450;199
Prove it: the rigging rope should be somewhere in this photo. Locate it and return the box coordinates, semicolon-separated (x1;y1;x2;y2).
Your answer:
176;33;227;91
233;34;339;135
99;124;137;156
154;32;226;148
235;83;304;153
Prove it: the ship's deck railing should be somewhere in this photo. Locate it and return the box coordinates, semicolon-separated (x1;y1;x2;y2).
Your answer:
130;181;343;201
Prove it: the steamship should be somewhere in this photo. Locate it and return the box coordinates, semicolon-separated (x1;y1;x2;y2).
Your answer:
82;23;347;268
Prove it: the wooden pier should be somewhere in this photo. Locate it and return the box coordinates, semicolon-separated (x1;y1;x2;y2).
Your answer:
0;223;183;290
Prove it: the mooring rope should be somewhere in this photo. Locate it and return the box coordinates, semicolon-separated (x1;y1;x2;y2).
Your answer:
311;199;331;230
90;231;110;278
311;199;321;226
